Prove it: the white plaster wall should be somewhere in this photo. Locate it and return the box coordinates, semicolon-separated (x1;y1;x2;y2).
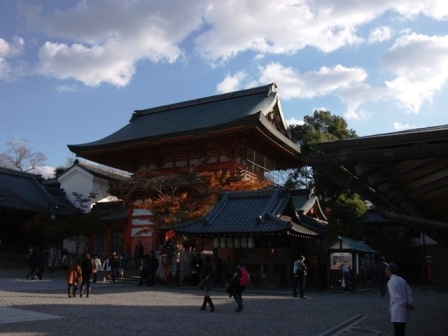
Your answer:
59;166;112;212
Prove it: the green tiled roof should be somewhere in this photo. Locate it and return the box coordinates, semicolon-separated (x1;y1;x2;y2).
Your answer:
361;209;391;223
331;236;377;253
68;83;299;155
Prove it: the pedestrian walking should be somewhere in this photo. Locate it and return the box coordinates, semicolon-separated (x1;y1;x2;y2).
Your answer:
110;251;120;283
92;254;101;283
229;260;247;312
61;251;71;271
386;263;414;336
124;245;131;269
25;248;38;280
134;240;144;268
138;254;151;287
80;252;94;297
148;251;159;286
341;264;351;294
101;256;111;282
35;248;45;280
293;255;307;298
199;255;215;312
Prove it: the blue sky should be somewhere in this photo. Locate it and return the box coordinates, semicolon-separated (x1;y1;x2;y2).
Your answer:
1;0;447;177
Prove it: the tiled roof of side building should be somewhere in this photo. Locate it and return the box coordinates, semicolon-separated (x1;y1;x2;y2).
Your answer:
75;160;132;181
0;167;75;214
360;209;391;224
173;188;324;237
336;236;378;253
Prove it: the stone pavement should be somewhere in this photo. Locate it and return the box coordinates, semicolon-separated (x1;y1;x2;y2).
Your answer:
1;267;447;336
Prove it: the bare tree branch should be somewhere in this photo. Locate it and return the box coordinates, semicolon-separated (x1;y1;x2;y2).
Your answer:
0;139;47;172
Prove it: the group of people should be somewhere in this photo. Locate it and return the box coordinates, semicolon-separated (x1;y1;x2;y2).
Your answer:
138;250;159;287
62;245;413;335
66;252;96;298
291;254;414;336
197;256;248;313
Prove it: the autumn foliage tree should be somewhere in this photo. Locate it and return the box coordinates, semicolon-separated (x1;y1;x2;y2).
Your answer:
113;169;271;230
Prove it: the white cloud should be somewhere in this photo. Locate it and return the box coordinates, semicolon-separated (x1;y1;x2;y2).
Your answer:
394;0;448;20
56;83;80;93
195;0;448;63
338;84;389;120
257;62;367;99
382;33;448;113
10;0;448;88
196;1;370;63
286;117;304;126
0;37;25;80
216;71;248;93
32;165;55;179
27;0;207;86
368;26;393;44
393;122;424;131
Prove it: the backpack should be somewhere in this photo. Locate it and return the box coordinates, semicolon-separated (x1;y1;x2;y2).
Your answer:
239;266;250;286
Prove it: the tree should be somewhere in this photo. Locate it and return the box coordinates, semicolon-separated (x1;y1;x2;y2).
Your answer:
0;139;47;172
287;110;366;243
54;166;68;178
113;169;271;234
286;110;357;195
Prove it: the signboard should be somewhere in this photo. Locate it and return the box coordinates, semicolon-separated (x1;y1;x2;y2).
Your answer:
330;252;352;270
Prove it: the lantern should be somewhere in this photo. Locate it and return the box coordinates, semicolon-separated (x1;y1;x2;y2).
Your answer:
240;237;247;248
226;237;234;248
220;237;226;248
213;237;219;248
234;237;240;249
248;237;254;248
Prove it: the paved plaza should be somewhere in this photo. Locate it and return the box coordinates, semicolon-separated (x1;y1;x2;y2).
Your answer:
0;267;447;336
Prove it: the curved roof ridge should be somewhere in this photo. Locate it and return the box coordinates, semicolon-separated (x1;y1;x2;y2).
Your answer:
131;83;277;121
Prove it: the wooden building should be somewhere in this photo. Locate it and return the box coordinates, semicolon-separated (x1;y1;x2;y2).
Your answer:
0;167;76;258
173;188;327;288
328;236;377;291
68;83;306;256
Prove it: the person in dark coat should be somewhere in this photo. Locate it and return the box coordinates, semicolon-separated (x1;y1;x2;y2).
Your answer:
35;248;46;280
110;251;120;283
148;251;159;287
138;254;151;287
25;248;38;280
199;255;215;312
80;252;94;297
134;240;144;268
